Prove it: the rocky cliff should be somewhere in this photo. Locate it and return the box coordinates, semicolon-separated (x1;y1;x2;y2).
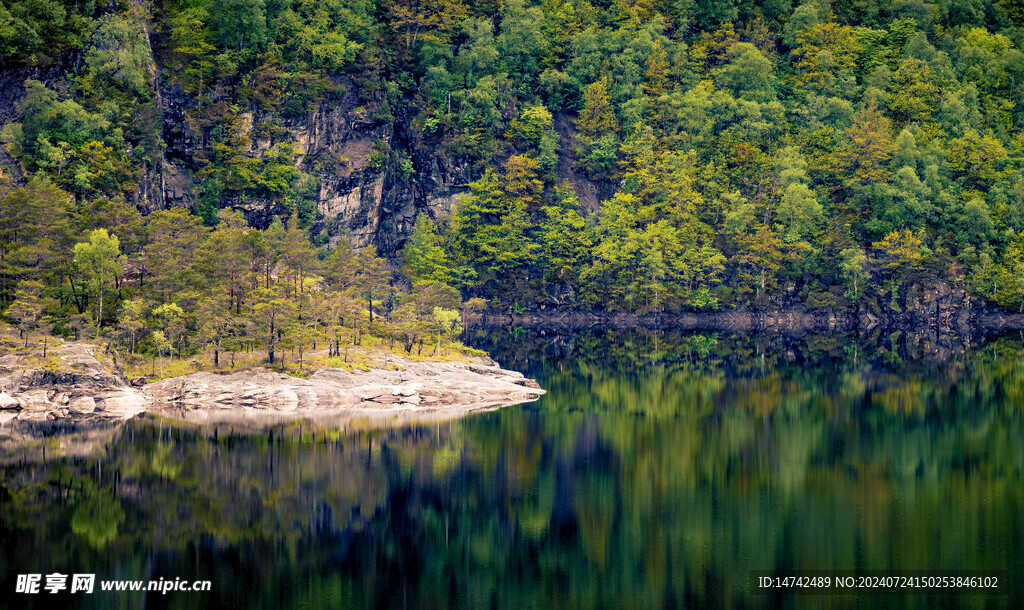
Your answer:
153;73;474;253
0;31;479;257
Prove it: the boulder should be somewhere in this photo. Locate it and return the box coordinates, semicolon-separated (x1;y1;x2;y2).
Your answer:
68;396;96;414
0;392;20;410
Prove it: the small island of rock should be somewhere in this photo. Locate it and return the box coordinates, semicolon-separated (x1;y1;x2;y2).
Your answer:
0;341;544;430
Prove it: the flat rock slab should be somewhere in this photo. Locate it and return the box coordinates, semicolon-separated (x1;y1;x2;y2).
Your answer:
143;357;544;421
0;344;148;423
0;344;544;429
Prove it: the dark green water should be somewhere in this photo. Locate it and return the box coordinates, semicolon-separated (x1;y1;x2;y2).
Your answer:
2;329;1024;608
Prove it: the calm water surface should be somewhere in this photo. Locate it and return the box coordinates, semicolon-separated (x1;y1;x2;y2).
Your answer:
1;329;1023;608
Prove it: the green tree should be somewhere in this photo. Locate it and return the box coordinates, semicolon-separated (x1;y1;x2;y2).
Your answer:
714;43;777;103
143;209;209;301
277;211;319;297
775;183;822;243
0;177;74;307
842;101;896;186
168;6;217;93
211;0;267;54
78;14;154;103
151;330;172;376
731;228;796;303
325;238;359;292
538;194;592;295
871;229;928;278
153;302;187;359
577;77;619;140
432;306;461;355
117;299;148;356
839;247;869;299
676;0;739;31
451;157;542;294
4;280;45;347
994;234;1024;311
74;229;125;336
354;247;389;325
403;214;456;285
644;40;671;97
197;293;232;368
253;287;294;366
945;129;1008;187
196;211;250;313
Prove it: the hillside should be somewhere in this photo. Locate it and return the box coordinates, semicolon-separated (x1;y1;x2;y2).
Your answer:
1;0;1023;356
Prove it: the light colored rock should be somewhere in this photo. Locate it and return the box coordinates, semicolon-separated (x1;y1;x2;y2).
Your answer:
142;356;544;420
17;390;52;410
68;396;96;414
0;392;19;410
0;343;543;428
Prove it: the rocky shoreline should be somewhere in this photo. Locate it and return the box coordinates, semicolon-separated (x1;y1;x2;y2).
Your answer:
472;283;1024;335
0;343;545;429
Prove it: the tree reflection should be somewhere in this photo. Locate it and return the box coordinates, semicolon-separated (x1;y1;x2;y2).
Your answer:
1;330;1023;607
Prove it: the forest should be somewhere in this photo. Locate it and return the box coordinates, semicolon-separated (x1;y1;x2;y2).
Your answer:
1;0;1024;366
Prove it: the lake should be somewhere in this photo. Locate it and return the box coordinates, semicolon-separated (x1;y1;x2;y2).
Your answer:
2;328;1023;608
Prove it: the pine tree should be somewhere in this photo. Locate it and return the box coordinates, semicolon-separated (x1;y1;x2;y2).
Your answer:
578;77;619;140
5;280;45;348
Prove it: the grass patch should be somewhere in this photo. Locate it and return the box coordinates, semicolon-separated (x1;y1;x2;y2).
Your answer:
119;335;486;381
18;353;65;371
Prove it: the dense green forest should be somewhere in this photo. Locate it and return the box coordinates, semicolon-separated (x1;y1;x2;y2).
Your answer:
1;0;1024;362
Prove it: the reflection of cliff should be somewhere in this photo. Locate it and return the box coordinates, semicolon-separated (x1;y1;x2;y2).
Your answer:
3;334;1024;606
0;418;127;464
466;325;996;375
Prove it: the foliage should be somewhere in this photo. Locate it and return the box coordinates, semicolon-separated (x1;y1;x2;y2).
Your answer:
2;0;1024;319
73;229;125;334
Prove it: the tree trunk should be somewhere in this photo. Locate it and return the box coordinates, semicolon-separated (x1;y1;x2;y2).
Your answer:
269;319;275;364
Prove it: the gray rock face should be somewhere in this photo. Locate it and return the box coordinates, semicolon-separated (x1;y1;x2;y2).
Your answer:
142;356;544;424
0;343;543;429
0;344;147;423
0;42;485;259
155;72;473;255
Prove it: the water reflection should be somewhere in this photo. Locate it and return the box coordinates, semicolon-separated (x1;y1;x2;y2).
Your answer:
2;329;1023;608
